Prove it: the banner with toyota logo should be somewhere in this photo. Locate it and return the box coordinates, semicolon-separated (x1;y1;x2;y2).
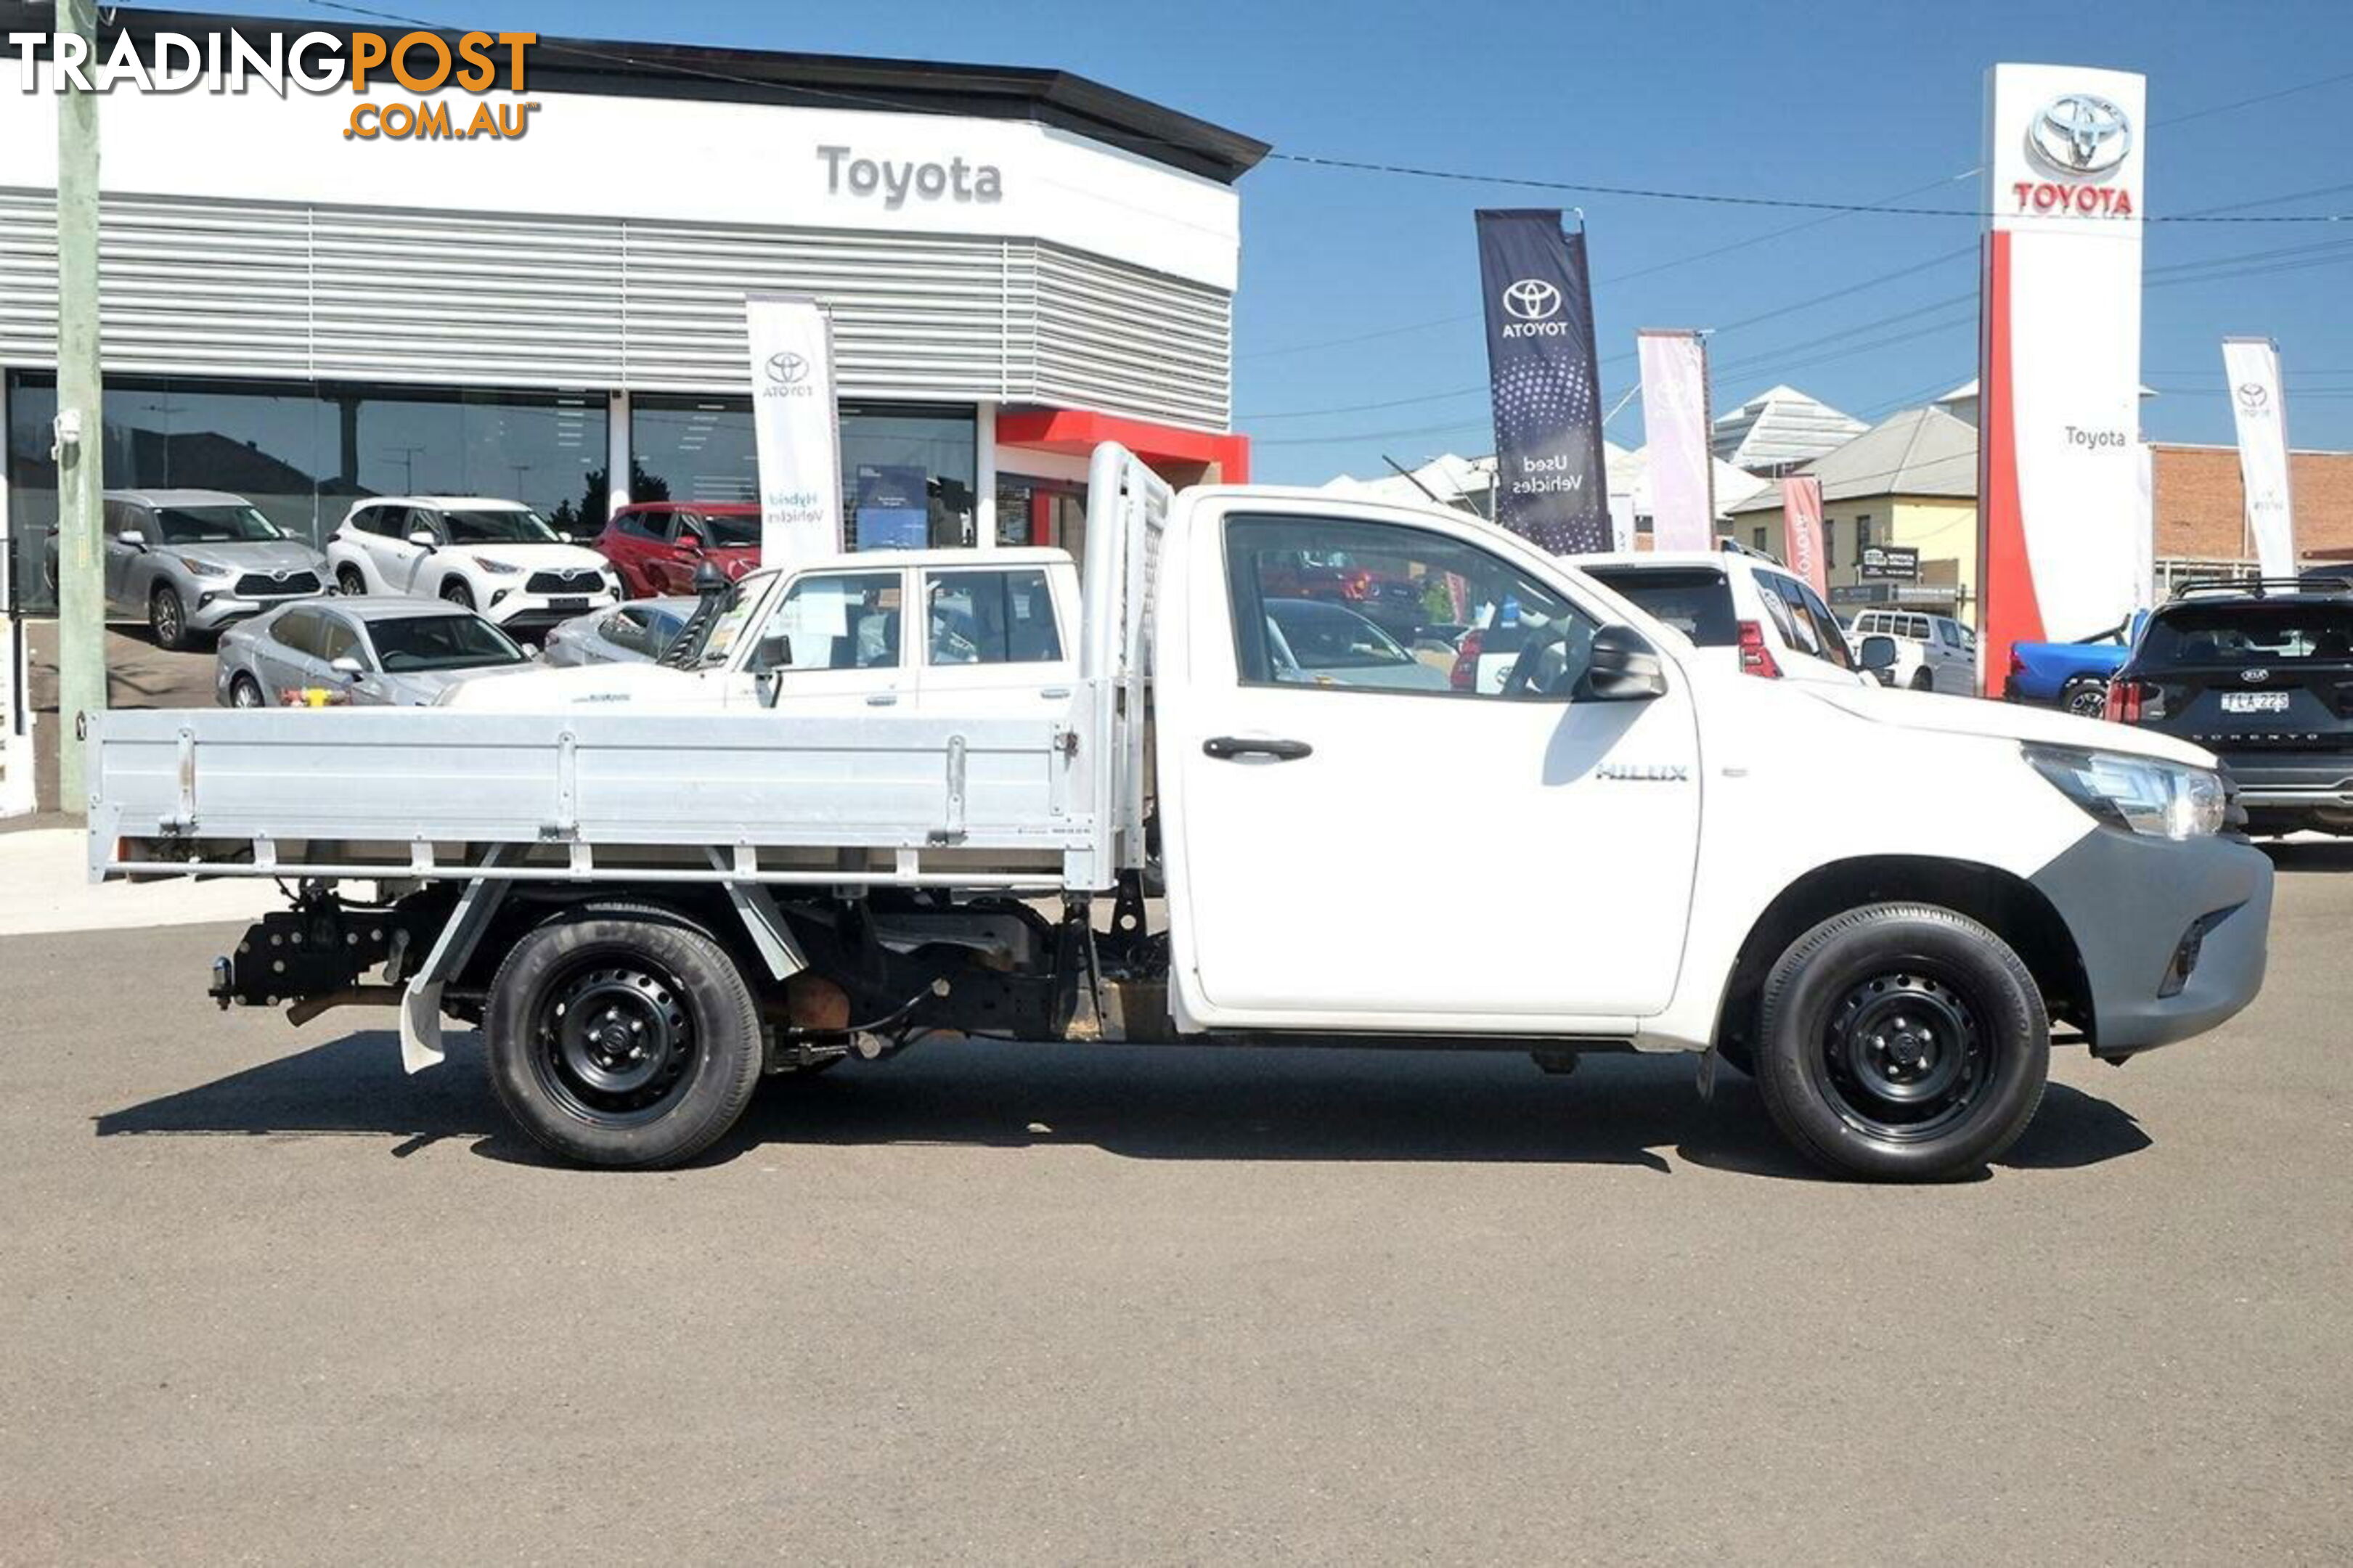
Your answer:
746;293;845;562
1975;63;2148;692
1475;210;1610;554
2222;336;2296;576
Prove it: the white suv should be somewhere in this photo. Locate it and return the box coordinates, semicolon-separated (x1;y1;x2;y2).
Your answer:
1579;550;1875;687
1847;609;1976;695
328;497;619;639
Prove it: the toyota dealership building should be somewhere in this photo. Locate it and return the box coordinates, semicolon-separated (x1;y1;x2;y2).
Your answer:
0;11;1263;611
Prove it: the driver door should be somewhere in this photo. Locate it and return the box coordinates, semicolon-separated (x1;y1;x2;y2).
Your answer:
732;567;913;714
378;507;434;594
1162;503;1702;1029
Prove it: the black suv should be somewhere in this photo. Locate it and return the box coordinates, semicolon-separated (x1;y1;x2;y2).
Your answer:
2107;576;2353;836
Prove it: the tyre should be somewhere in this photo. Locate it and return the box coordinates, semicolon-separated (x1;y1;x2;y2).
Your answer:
484;907;764;1168
335;563;367;596
1908;667;1934;693
440;577;476;611
2060;676;2108;719
1753;902;2048;1182
150;584;192;650
229;673;266;709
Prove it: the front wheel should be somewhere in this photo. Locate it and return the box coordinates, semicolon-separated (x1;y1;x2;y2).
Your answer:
439;577;476;611
1754;903;2048;1181
485;908;764;1168
150;584;192;650
229;673;266;709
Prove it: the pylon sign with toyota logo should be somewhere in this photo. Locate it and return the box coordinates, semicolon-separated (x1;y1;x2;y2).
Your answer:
1976;63;2148;695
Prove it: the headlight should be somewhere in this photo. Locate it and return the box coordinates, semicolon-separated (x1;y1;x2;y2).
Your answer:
176;555;233;577
472;556;521;574
2024;744;2227;840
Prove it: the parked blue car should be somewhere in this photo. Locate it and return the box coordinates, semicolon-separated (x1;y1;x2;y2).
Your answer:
2002;611;2148;716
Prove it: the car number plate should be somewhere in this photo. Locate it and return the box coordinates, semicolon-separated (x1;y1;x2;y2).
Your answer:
2221;691;2289;714
548;597;590;612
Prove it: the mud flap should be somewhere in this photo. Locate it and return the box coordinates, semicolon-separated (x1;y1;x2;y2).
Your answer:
397;849;513;1074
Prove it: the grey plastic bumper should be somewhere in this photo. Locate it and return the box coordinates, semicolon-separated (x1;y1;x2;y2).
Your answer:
2031;828;2272;1055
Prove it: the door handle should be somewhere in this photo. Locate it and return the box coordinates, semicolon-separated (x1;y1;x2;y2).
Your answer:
865;692;899;706
1040;686;1072;699
1202;735;1313;761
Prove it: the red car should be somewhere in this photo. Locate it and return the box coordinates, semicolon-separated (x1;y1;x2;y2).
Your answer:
594;502;763;597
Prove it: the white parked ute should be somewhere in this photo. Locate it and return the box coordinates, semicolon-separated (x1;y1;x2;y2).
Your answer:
327;497;620;640
441;547;1081;718
84;446;2271;1181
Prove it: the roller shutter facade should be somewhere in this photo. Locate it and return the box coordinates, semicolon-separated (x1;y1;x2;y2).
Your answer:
0;189;1232;429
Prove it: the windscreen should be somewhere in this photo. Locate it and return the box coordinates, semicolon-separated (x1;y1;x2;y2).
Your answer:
370;614;528;671
153;505;283;544
2139;603;2353;666
439;508;561;545
1583;566;1737;646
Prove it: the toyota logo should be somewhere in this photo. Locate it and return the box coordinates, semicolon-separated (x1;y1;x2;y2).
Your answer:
2236;383;2270;412
2028;93;2132;178
765;351;810;385
1501;279;1562;322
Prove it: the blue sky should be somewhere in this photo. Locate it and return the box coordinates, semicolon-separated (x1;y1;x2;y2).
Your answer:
226;0;2353;483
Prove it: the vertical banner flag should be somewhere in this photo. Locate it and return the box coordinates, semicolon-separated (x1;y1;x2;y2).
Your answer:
2222;336;2296;577
1638;330;1716;552
1780;476;1828;597
2130;437;2156;611
1976;65;2148;693
746;293;844;563
1476;211;1610;553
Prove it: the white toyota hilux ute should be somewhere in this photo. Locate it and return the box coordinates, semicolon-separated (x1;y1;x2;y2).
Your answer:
83;445;2272;1181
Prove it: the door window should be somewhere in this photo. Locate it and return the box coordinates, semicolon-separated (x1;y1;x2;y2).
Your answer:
924;568;1064;666
1759;576;1827;659
1789;580;1854;669
317;616;362;664
603;608;651;655
1226;515;1595;700
746;571;903;673
274;609;323;658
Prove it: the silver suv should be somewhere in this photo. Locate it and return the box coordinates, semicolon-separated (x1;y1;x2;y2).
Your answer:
57;490;330;650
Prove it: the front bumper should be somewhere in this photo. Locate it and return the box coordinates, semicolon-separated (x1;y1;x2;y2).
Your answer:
2030;827;2273;1057
187;589;319;631
481;587;619;632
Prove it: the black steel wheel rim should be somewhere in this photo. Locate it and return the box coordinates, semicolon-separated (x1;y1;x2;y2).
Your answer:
529;956;699;1129
1814;966;1991;1141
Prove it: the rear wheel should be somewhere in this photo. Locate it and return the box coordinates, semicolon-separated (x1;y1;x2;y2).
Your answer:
1755;903;2048;1181
485;908;764;1168
335;563;367;596
439;577;476;611
2060;675;2108;718
1908;667;1934;693
150;584;191;650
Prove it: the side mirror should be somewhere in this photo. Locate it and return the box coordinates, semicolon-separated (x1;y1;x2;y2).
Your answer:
118;529;147;550
329;655;366;681
406;528;438;552
1859;634;1899;685
677;531;704;552
755;633;792;671
1583;624;1667;701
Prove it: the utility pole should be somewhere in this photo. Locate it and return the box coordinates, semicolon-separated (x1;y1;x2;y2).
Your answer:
53;0;105;812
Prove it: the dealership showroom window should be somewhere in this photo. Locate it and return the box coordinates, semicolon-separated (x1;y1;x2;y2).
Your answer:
4;375;1004;609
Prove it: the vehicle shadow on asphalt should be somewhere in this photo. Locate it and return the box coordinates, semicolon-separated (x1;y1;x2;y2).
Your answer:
2262;841;2353;873
93;1031;2152;1180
